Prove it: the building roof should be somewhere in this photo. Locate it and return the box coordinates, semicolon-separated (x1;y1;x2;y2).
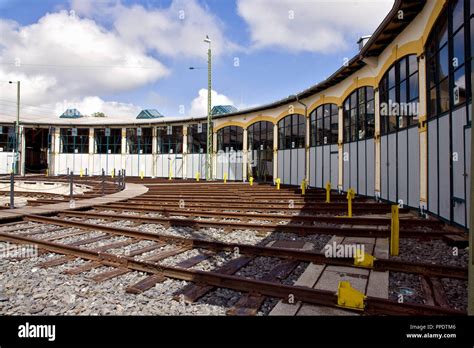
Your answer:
0;1;427;127
211;105;238;116
136;109;163;119
59;108;82;118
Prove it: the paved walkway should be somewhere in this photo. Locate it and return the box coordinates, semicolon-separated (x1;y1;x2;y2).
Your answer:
270;236;389;316
0;183;148;222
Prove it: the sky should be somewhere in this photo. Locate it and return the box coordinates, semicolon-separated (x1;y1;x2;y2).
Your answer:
0;0;394;121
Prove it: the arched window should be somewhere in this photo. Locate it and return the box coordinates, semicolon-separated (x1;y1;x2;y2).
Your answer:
310;103;338;146
248;121;273;151
426;0;472;118
343;87;375;142
379;55;419;134
277;114;305;150
217;126;243;151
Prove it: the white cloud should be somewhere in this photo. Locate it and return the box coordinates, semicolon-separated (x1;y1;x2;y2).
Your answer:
70;0;238;58
237;0;394;53
189;88;235;117
0;94;141;122
0;11;168;118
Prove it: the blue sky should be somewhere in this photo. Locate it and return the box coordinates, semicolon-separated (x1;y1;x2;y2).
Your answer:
0;0;393;120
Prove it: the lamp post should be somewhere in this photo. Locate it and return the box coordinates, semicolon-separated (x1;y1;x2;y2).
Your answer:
189;36;213;181
8;81;20;175
204;35;213;181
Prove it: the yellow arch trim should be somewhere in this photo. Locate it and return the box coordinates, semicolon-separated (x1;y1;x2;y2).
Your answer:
213;121;246;132
244;116;276;129
421;0;447;47
375;40;423;85
275;107;306;123
340;77;376;104
308;96;341;114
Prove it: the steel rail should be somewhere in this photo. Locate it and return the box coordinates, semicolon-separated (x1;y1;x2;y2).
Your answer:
24;214;468;279
56;210;450;239
0;230;465;316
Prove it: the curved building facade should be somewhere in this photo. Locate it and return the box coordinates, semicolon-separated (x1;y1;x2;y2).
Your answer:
0;0;472;229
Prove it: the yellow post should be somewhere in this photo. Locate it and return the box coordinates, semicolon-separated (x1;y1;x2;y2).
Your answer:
46;169;49;177
390;205;400;256
301;179;306;195
80;169;83;178
346;188;355;217
276;178;280;190
111;170;114;179
224;173;228;184
249;177;254;186
196;172;200;181
169;167;172;180
325;181;331;203
140;171;144;180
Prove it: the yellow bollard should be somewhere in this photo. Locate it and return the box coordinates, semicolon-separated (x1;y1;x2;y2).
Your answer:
249;177;254;186
276;178;280;190
223;173;228;184
196;172;200;182
140;171;144;180
325;182;331;203
390;205;399;256
80;169;83;178
346;188;355;217
111;170;114;179
301;179;306;195
46;169;49;177
169;167;172;181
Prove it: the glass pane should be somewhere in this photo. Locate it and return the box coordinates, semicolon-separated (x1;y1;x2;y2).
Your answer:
400;80;407;104
427;56;436;89
389;87;396;106
409;72;419;101
324;104;331;117
366;100;374;114
453;67;466;105
408;55;418;75
350;91;357;107
358;88;365;104
389;115;397;132
317;107;322;119
438;45;449;80
452;0;465;32
366;87;374;101
439;78;450;113
399;57;407;82
388;66;396;88
453;28;465;67
429;87;437;118
438;16;448;48
472;17;474;59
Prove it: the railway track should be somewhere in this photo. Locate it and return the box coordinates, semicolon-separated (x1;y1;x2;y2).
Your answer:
0;178;468;316
0;211;467;316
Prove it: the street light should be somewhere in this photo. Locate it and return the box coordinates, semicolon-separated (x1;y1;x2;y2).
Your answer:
189;36;213;181
204;35;212;181
8;81;20;175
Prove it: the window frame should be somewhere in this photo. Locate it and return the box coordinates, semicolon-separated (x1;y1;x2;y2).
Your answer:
310;103;338;146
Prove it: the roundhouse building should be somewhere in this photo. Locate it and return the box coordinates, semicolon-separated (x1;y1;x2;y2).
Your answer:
1;0;472;230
